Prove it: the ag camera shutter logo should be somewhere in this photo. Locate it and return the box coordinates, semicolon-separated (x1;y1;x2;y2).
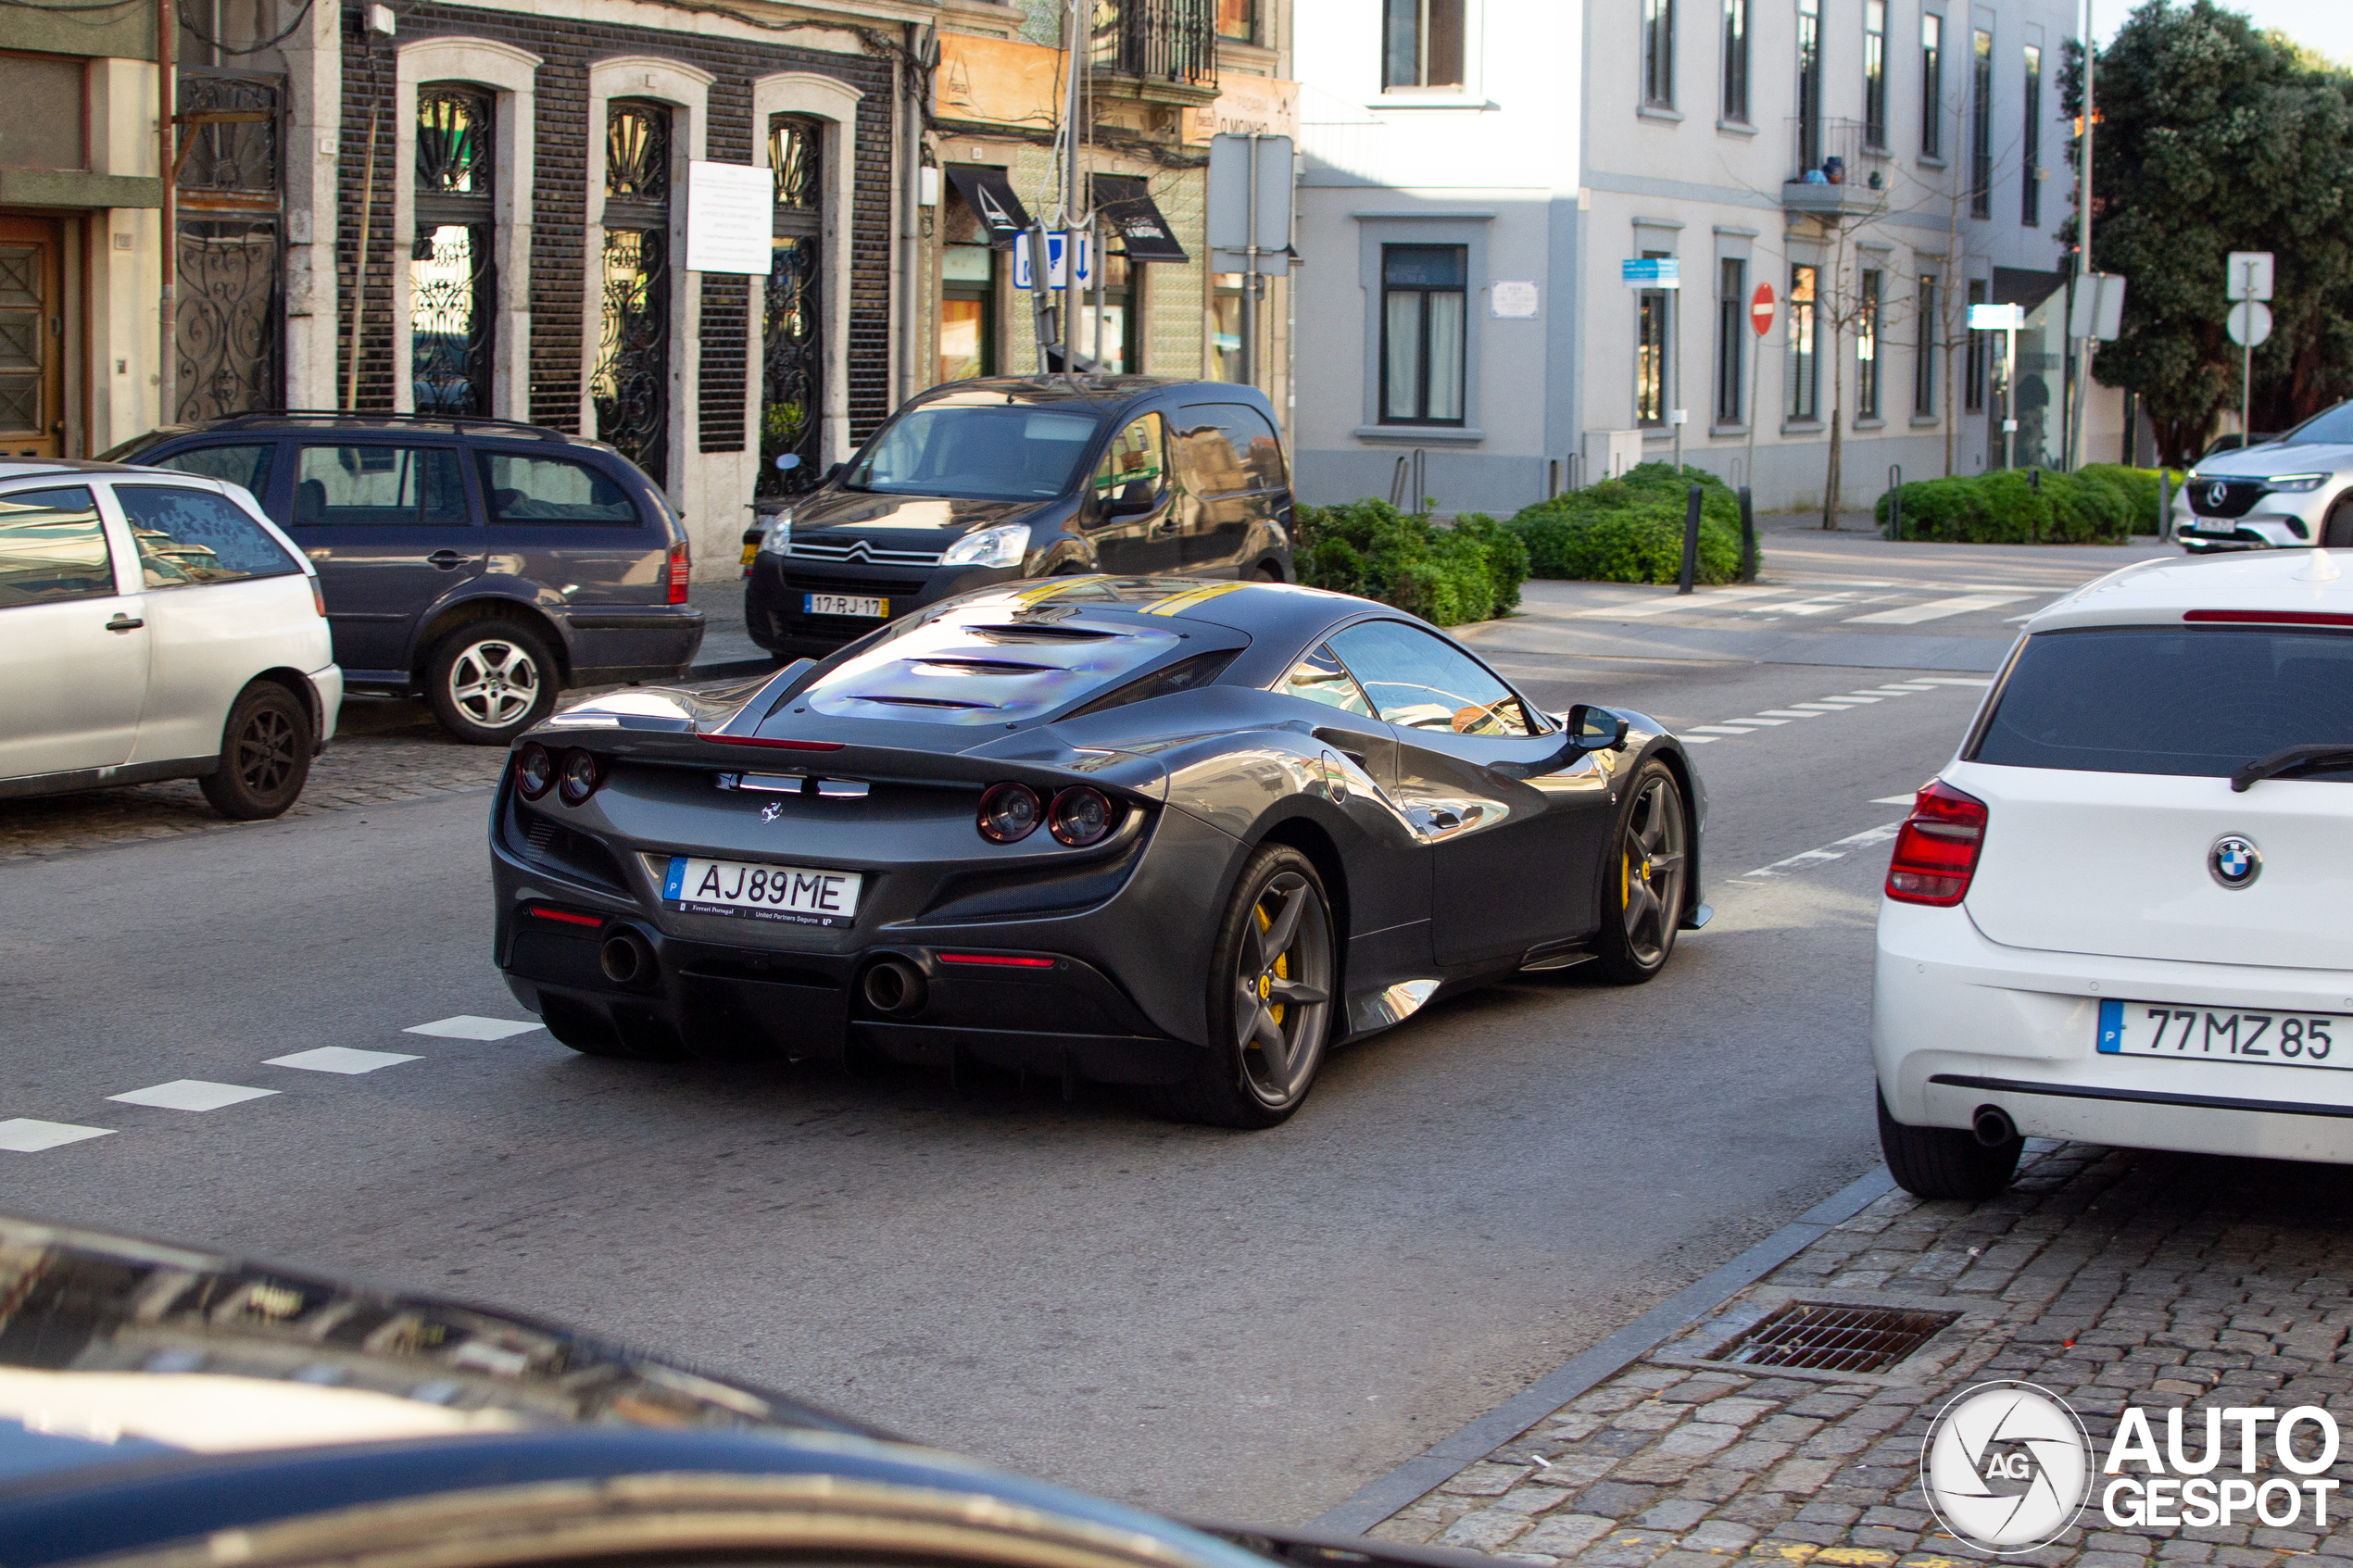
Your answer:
1920;1382;2092;1552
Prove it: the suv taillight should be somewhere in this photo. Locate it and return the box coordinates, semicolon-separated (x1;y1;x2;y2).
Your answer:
668;539;690;605
1884;779;1989;906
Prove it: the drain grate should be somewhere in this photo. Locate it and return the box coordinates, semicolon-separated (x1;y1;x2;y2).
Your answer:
1705;1302;1959;1374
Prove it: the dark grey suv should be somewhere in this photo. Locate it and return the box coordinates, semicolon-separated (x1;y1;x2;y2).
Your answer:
102;413;703;742
745;377;1295;657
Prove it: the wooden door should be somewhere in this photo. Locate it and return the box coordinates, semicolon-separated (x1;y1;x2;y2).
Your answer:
0;217;64;458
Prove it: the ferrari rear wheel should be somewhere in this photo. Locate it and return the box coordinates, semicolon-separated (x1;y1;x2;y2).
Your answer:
1151;845;1336;1129
1594;760;1687;985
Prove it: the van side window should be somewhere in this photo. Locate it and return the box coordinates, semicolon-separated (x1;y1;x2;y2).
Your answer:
1088;414;1168;506
294;446;470;529
481;454;641;525
1176;403;1287;494
149;443;275;500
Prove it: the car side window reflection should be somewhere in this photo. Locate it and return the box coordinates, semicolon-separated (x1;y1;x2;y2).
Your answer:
0;486;113;606
1089;414;1167;504
1280;643;1374;716
1327;621;1536;737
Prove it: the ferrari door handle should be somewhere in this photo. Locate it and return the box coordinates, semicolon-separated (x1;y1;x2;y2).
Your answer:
105;612;144;633
426;549;469;569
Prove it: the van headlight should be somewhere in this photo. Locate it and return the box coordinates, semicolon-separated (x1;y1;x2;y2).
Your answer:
941;523;1031;569
759;508;796;553
2266;473;2331;493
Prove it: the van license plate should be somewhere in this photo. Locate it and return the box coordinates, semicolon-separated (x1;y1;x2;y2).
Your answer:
2098;998;2347;1068
806;593;887;618
663;856;862;926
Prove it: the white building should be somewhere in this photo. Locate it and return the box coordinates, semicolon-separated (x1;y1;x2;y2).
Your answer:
1290;0;2125;516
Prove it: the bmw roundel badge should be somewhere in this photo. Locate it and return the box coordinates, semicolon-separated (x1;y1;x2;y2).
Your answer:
2209;834;2261;889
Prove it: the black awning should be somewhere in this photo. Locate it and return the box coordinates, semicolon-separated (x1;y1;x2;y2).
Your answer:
1090;174;1189;263
944;165;1035;250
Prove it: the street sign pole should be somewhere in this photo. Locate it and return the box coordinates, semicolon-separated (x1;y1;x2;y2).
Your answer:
1745;281;1775;508
1241;132;1259;390
2225;252;2274;445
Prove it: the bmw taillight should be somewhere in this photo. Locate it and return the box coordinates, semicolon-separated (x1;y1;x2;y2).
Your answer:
514;742;554;800
1885;779;1988;906
668;539;690;605
558;748;603;805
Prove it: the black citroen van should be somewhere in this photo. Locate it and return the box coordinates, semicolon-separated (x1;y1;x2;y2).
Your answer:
744;377;1295;657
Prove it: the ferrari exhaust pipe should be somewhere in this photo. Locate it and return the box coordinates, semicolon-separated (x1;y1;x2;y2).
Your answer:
1972;1104;2018;1148
598;928;657;987
862;959;927;1017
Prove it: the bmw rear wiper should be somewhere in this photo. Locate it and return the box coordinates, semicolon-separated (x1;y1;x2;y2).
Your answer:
2229;743;2353;792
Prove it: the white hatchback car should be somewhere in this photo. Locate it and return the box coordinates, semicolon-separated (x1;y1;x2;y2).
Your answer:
0;461;341;819
1875;547;2353;1198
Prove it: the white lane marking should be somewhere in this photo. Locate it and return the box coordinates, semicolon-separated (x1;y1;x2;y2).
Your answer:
405;1016;544;1041
1765;596;1869;616
1688;724;1765;734
1571;588;1795;619
1754;709;1825;719
0;1119;115;1152
1743;821;1906;877
265;1047;420;1075
1728;715;1791;725
1836;693;1888;702
1877;683;1941;691
1676;734;1719;743
1872;794;1919;805
107;1080;279;1112
1909;676;1994;686
1843;593;2031;624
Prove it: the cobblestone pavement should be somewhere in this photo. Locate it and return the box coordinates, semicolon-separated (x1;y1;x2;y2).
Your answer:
1371;1145;2353;1568
0;698;503;862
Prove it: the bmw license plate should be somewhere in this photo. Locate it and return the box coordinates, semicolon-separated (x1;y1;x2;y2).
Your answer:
663;855;862;926
806;593;887;618
2098;998;2347;1068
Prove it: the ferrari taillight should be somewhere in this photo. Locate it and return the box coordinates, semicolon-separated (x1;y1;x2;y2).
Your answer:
668;539;690;605
1884;779;1988;907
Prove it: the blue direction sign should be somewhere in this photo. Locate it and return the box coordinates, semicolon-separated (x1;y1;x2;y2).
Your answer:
1013;231;1094;291
1621;257;1680;289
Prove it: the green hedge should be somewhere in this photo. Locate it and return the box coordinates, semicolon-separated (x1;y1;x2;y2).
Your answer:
1874;466;2183;543
1504;463;1743;585
1293;500;1529;627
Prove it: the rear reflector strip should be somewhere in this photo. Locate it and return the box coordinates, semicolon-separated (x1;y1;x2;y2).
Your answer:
529;907;604;928
937;953;1056;969
699;733;846;751
2184;609;2353;627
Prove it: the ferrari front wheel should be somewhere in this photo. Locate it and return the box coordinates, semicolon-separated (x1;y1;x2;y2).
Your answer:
1151;845;1336;1129
1594;759;1688;985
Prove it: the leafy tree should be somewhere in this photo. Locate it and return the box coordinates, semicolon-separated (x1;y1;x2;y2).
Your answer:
2064;2;2353;466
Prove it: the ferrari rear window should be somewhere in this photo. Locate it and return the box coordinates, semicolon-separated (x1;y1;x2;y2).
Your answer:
1973;626;2353;778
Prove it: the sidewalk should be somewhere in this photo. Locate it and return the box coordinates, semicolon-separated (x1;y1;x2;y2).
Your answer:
1360;1144;2353;1568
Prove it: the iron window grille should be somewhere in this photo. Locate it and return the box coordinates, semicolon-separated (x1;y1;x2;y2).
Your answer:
411;84;495;418
761;115;824;499
1092;0;1219;90
597;99;673;486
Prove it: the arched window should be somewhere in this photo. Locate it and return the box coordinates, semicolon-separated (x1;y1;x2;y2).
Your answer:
412;84;496;416
759;114;822;497
597;99;673;483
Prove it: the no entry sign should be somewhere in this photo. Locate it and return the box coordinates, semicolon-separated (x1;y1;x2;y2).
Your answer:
1750;282;1776;336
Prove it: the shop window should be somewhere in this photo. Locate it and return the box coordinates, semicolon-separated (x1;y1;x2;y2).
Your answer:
941;245;995;383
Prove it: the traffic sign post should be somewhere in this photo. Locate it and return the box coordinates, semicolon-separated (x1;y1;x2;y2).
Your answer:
1743;282;1775;495
2228;293;2273;449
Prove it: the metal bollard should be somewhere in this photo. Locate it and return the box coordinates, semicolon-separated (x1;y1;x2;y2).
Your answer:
1738;486;1757;583
2158;471;2172;543
1887;463;1904;542
1679;485;1703;594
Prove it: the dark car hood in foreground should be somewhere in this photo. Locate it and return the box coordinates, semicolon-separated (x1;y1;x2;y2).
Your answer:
788;488;1053;539
0;1215;1492;1568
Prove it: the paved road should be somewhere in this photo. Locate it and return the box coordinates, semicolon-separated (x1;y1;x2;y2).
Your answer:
0;531;2171;1527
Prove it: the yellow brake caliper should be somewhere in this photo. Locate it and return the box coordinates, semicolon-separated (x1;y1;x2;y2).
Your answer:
1254;905;1287;1028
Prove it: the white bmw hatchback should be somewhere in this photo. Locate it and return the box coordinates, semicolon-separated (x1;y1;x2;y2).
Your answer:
1875;547;2353;1198
0;461;342;819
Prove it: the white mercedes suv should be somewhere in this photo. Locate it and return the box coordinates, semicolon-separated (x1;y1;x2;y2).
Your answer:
1874;547;2353;1198
2179;400;2353;550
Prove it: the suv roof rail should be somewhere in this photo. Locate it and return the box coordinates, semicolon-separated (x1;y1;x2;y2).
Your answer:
202;408;573;441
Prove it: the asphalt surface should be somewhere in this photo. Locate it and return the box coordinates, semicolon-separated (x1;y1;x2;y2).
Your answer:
0;524;2174;1526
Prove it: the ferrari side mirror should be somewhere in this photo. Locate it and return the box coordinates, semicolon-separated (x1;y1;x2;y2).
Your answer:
1566;702;1629;752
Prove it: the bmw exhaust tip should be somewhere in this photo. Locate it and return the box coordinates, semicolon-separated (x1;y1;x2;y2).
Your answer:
1972;1104;2019;1148
862;959;927;1018
598;928;658;988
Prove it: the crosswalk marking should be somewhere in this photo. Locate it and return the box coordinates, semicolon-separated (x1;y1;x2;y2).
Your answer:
1844;593;2031;624
0;1118;114;1152
1754;709;1824;719
265;1047;420;1075
404;1016;544;1041
107;1080;278;1112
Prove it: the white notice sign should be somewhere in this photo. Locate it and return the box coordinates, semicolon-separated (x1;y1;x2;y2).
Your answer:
685;160;772;276
1491;280;1539;319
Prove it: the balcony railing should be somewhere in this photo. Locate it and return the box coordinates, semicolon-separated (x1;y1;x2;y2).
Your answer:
1090;0;1218;90
1784;117;1891;215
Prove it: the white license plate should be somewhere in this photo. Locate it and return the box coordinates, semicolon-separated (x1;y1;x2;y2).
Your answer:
663;855;862;926
2191;517;2235;533
2098;998;2349;1068
805;593;887;618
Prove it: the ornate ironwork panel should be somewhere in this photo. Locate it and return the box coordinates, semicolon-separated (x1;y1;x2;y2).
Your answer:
770;118;816;212
596;229;670;485
175;220;280;422
177;70;278;196
1088;0;1218;87
759;236;822;496
607;100;672;204
411;224;494;415
417;86;492;195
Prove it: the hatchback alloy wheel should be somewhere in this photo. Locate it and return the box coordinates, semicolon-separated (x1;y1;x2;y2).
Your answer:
449;636;541;729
